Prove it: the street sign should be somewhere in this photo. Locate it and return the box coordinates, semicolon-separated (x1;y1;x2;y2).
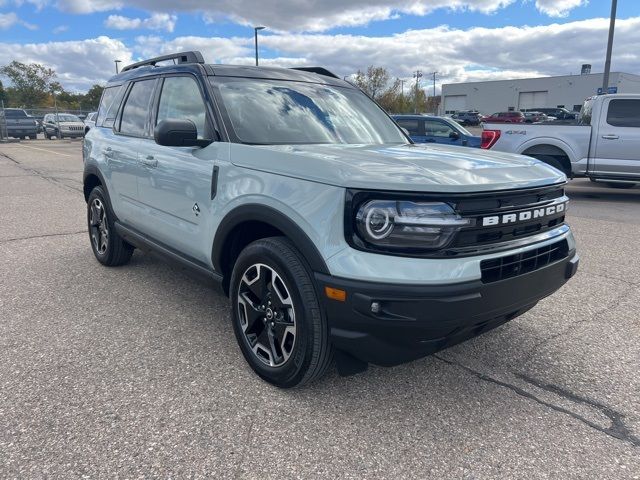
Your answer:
597;86;618;94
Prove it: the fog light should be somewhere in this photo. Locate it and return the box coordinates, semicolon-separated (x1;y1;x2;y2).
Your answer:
371;302;381;313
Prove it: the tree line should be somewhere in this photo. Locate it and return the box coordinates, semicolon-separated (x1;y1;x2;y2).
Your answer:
352;66;440;114
0;61;104;111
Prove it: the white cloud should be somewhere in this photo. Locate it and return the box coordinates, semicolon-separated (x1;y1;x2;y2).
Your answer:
105;13;177;32
0;36;132;91
0;16;637;93
52;25;68;34
534;0;588;18
47;0;585;31
0;12;37;30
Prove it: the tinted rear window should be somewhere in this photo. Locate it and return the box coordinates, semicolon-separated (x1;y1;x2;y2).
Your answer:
5;110;27;118
606;99;640;127
119;79;156;136
96;85;125;128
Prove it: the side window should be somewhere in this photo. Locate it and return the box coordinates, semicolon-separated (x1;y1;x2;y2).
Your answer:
606;99;640;127
425;120;454;137
156;76;209;139
96;85;125;128
119;79;156;137
396;119;421;136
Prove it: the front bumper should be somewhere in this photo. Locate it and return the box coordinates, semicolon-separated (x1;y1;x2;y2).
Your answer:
316;250;578;366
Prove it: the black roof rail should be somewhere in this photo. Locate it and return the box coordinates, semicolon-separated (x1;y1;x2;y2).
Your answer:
290;67;340;79
121;51;205;73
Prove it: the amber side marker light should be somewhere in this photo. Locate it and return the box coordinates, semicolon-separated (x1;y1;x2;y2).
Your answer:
325;286;346;302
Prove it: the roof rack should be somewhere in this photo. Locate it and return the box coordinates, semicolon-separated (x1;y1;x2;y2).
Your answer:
121;51;205;73
290;67;340;79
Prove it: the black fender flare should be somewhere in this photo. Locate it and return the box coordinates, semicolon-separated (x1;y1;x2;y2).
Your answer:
211;204;330;275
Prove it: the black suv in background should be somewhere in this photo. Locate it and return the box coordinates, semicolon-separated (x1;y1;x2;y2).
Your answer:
1;108;38;139
451;110;482;126
522;107;576;121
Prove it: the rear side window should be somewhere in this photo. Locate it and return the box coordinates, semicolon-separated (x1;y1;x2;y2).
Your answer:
96;85;126;128
156;76;209;139
119;79;156;137
396;119;421;136
606;99;640;127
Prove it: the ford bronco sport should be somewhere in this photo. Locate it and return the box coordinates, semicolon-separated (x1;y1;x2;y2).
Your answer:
83;51;579;387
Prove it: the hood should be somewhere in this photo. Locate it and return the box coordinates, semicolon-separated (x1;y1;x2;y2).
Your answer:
229;143;565;193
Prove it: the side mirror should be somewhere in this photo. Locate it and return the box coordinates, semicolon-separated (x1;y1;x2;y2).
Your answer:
154;119;210;148
449;131;460;140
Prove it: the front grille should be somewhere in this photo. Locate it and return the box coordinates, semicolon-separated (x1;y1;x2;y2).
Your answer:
480;239;569;283
64;126;83;131
451;185;567;250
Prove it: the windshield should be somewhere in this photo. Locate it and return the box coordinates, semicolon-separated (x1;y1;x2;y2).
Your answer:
212;78;407;145
56;114;81;122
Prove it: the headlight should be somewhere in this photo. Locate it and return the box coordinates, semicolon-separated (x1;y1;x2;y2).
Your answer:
354;200;472;251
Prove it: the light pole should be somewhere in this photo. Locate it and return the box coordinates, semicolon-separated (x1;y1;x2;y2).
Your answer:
115;60;122;74
413;70;423;114
601;0;617;93
254;26;265;66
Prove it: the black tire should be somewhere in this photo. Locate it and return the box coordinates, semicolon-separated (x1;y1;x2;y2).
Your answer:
20;136;25;140
29;135;36;140
230;237;333;388
605;182;636;189
87;185;134;266
530;154;568;176
44;131;51;140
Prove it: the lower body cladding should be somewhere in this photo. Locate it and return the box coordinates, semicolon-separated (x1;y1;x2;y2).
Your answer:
316;240;578;368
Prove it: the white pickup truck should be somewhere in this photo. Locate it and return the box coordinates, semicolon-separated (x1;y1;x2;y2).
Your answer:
482;94;640;188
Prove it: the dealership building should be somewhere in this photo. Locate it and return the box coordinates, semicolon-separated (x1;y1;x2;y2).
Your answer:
441;71;640;115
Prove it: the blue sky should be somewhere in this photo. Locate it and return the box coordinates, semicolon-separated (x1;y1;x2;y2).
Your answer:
0;1;637;91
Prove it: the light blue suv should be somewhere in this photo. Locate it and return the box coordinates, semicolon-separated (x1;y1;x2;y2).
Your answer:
83;51;579;387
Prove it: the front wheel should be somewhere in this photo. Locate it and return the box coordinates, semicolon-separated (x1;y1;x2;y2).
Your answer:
230;237;333;388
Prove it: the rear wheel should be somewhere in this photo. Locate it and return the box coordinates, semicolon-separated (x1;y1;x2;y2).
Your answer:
29;135;36;140
87;186;134;266
230;237;333;388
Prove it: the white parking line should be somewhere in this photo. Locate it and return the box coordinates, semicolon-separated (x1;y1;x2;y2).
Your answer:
17;143;75;157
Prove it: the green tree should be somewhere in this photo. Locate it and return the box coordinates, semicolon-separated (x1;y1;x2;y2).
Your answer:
0;61;59;107
81;84;104;111
0;80;7;106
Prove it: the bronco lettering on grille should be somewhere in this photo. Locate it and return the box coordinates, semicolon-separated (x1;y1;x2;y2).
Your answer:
482;202;566;227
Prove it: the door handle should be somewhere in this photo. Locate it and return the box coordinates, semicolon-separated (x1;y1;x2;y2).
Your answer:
141;155;157;168
601;134;619;140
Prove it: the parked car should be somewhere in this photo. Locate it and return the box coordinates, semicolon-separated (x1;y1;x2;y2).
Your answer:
83;51;578;387
84;111;98;133
483;94;640;188
522;107;576;121
393;114;481;148
1;108;38;139
523;111;548;123
43;113;85;139
482;111;525;123
451;110;482;126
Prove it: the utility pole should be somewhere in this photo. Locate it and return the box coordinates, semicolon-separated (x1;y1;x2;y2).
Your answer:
399;79;405;97
114;60;122;74
413;70;423;114
601;0;617;93
431;72;437;98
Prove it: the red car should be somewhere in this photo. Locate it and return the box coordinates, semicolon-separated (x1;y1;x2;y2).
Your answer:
482;111;525;123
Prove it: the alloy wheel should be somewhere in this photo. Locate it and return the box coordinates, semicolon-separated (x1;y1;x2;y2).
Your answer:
237;263;296;367
89;198;109;255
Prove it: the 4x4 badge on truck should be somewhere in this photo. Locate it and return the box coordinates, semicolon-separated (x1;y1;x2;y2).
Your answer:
192;203;200;216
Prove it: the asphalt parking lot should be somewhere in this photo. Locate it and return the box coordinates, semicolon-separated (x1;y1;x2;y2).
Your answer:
1;138;639;479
